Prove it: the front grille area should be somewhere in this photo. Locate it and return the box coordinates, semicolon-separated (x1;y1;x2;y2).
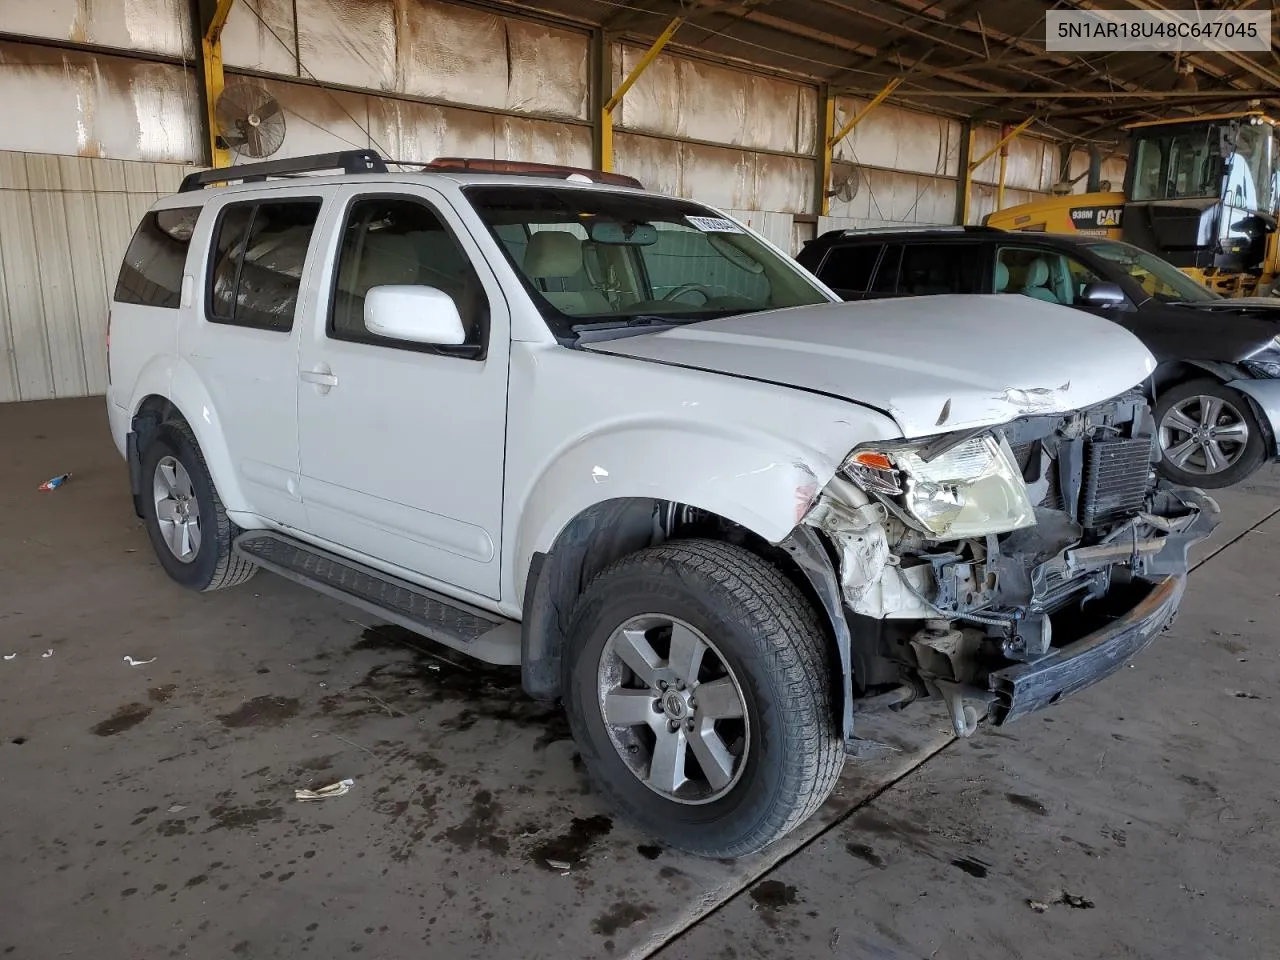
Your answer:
1080;438;1154;527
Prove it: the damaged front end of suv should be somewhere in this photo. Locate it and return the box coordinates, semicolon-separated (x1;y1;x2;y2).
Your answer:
796;390;1220;742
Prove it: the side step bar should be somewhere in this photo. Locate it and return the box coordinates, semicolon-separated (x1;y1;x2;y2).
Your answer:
233;531;520;665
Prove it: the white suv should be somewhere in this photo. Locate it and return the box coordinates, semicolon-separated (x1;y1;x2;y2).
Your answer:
106;151;1218;856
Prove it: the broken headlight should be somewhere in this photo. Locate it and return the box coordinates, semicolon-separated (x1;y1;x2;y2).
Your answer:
843;434;1036;538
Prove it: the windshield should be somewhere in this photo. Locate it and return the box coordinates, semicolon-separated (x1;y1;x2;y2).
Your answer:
464;185;832;338
1130;120;1277;209
1084;239;1219;303
1131;124;1221;201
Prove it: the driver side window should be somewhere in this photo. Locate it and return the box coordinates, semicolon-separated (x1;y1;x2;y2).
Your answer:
329;196;488;352
995;247;1102;306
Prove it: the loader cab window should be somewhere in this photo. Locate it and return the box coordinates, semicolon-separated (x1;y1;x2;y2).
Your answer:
1131;126;1221;201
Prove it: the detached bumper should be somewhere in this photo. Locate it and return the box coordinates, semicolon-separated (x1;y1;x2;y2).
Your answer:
987;574;1184;725
1228;377;1280;458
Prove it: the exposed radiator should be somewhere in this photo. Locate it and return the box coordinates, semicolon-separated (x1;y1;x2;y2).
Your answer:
1080;438;1154;527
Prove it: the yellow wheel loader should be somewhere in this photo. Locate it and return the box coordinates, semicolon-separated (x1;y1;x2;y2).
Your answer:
985;112;1280;297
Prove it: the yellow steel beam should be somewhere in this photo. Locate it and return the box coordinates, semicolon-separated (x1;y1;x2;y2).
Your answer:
827;77;901;150
960;127;975;225
600;16;683;172
963;116;1032;222
969;116;1034;174
819;94;835;216
821;77;900;216
202;0;236;169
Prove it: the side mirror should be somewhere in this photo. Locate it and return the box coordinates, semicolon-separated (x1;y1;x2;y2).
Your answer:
1080;282;1127;308
364;286;466;345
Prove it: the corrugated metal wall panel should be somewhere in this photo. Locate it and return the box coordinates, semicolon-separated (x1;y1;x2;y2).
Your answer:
724;210;795;254
1;0;193;58
613;43;812;156
0;42;199;162
0;186;54;400
827;168;957;227
614;134;811;215
0;151;193;402
832;97;960;178
970;126;1056;190
1068;150;1128;192
30;187;88;396
224;0;301;76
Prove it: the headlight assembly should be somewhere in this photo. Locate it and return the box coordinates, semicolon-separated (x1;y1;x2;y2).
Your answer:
1243;337;1280;379
842;434;1036;538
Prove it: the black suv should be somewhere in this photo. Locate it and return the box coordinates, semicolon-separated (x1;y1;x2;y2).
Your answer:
797;226;1280;488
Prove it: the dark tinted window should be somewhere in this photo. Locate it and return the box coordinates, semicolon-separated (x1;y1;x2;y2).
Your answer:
207;200;321;331
114;207;201;308
815;244;881;297
897;243;982;295
869;244;902;294
330;197;488;352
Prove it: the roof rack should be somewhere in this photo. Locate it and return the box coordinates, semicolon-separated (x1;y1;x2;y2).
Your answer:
422;157;644;189
178;150;388;192
838;224;998;236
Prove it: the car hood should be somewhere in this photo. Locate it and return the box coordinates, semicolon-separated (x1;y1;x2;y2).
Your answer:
585;295;1156;438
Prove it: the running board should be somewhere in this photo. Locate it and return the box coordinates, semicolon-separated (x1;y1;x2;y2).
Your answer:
233;531;520;665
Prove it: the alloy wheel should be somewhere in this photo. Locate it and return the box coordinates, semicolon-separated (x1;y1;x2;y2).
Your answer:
596;615;750;805
1159;394;1249;475
152;456;202;563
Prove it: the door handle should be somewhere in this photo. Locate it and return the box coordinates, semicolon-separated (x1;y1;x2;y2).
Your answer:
300;364;338;393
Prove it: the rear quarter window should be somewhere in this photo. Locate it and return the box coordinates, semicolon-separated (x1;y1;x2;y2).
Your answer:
114;208;202;308
815;244;882;299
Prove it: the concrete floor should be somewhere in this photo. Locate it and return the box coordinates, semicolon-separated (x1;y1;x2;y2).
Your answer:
1;397;1278;960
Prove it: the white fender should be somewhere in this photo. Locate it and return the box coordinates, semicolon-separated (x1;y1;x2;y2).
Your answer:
125;353;252;514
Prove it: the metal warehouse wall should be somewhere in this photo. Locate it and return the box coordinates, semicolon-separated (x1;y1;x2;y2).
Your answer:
0;0;1101;402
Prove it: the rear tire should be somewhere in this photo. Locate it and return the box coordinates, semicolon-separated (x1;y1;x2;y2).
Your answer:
1154;378;1267;488
563;539;843;858
139;420;257;592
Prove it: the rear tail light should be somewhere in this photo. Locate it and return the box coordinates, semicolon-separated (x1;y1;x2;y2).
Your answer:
105;309;112;387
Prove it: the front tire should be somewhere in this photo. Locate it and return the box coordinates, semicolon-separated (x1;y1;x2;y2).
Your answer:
1154;378;1267;488
563;539;843;858
139;420;257;592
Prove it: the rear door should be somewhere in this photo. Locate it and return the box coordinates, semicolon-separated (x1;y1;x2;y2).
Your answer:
894;242;986;295
181;189;330;529
294;184;509;599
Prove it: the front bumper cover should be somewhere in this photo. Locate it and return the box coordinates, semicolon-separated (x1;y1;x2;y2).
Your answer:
1227;377;1280;459
987;573;1183;725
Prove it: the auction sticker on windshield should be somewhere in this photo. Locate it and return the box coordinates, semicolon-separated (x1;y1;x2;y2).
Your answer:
686;216;745;233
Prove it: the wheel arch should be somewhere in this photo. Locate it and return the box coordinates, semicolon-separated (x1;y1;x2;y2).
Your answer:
519;496;852;743
125;357;250;515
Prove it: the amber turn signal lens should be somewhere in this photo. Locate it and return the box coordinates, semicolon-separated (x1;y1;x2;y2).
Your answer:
850;451;894;471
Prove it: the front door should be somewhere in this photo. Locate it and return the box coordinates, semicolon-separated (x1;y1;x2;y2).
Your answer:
295;185;509;599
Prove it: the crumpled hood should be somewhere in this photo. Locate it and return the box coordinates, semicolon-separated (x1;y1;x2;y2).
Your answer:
586;295;1156;438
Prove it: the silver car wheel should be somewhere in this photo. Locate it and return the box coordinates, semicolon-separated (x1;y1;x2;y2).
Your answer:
1159;394;1250;476
153;456;202;563
597;615;750;805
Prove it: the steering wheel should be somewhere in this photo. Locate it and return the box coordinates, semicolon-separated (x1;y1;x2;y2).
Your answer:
662;282;713;303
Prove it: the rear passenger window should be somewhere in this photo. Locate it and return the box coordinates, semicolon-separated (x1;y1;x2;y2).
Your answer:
897;243;982;295
207;199;321;331
815;244;881;298
114;207;201;308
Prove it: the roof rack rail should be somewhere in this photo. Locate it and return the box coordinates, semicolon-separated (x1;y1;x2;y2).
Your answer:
178;150;388;192
837;224;999;236
422;157;644;189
